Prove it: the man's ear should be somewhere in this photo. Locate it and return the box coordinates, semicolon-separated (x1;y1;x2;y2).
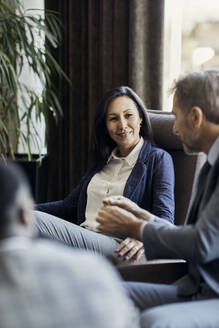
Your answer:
189;106;204;129
18;207;36;236
19;208;28;227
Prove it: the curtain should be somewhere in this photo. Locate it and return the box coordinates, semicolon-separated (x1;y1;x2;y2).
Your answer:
45;0;164;201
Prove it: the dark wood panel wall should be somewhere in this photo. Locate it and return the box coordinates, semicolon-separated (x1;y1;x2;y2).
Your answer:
45;0;164;201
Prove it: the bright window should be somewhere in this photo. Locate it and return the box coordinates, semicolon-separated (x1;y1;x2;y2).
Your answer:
163;0;219;110
18;0;46;155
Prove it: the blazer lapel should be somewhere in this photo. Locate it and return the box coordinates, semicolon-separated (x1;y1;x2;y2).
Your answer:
123;162;146;199
123;140;151;199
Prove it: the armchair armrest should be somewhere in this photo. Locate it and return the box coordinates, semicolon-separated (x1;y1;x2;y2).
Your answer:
117;259;188;284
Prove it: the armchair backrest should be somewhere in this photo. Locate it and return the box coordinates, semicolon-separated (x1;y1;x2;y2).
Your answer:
148;110;206;225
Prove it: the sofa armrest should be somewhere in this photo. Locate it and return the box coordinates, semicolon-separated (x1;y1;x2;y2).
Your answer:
117;259;188;284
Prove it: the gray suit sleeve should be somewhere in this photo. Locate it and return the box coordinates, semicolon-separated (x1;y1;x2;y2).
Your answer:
142;183;219;263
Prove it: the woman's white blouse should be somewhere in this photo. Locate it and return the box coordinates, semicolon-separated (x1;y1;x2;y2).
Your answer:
80;137;144;232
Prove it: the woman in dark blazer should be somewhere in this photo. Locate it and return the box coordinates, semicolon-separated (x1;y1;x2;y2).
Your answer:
35;86;174;262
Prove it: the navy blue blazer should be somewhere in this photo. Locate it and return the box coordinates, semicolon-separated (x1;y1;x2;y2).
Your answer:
36;140;175;225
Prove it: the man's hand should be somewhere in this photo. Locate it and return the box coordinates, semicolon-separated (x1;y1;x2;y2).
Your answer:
116;237;144;262
96;205;143;240
102;196;150;220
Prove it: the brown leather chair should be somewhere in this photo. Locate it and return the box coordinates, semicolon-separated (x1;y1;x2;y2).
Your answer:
117;110;206;284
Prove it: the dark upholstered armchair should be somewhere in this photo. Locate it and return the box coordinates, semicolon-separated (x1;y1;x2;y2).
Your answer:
117;110;206;284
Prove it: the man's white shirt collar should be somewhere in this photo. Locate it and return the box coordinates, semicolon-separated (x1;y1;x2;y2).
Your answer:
0;237;32;252
207;137;219;166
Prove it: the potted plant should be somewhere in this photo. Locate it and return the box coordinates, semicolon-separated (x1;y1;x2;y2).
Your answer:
0;0;69;200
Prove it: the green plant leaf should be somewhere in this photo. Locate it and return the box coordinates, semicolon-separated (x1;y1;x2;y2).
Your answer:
0;0;70;159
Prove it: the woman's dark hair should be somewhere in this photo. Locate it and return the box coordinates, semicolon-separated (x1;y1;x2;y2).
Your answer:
90;86;153;167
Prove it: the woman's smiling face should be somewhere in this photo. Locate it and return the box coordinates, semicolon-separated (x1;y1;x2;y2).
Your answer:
105;96;142;156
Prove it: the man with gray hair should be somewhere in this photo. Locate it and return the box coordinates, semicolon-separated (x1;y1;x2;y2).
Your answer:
97;70;219;328
0;160;139;328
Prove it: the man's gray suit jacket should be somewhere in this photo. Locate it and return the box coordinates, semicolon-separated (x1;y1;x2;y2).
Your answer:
142;156;219;297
